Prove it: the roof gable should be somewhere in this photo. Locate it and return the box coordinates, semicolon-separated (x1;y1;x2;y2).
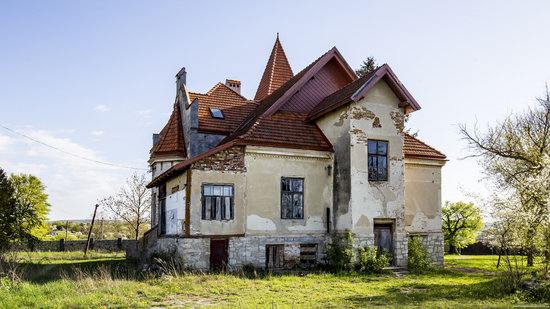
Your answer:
190;83;257;134
219;47;355;150
254;34;294;101
307;64;421;121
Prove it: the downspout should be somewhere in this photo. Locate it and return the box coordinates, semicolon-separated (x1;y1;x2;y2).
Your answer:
185;169;192;237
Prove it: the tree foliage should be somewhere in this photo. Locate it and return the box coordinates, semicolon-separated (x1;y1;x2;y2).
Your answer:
442;201;483;254
9;174;50;238
355;56;379;77
99;173;151;240
0;168;43;252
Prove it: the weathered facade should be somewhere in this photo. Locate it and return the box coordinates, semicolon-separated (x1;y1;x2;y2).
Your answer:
142;36;447;270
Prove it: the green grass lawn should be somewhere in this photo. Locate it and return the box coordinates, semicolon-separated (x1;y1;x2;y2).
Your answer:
0;253;546;308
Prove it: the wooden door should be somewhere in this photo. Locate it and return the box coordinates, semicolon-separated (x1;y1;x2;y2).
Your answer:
374;224;393;258
210;239;228;271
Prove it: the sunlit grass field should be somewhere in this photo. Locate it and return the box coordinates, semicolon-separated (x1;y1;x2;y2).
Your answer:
0;252;546;308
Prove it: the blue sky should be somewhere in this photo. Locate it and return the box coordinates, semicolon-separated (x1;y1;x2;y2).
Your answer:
1;1;549;220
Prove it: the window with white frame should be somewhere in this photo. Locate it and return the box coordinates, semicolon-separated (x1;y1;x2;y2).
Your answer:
201;184;234;220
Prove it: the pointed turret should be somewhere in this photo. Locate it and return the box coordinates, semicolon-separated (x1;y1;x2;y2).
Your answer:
150;102;186;160
254;34;294;101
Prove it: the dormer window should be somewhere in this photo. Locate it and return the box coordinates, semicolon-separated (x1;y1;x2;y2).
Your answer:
209;108;224;119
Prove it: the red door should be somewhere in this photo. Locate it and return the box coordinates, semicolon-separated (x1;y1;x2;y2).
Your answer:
210;239;228;271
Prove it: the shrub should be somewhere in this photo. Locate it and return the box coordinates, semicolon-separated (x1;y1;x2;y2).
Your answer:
326;232;355;272
524;281;550;302
356;246;389;274
408;236;432;272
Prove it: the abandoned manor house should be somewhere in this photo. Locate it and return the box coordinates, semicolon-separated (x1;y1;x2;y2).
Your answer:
141;36;447;270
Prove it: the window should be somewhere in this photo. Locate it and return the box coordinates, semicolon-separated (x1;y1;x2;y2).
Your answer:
300;244;318;268
266;244;284;269
209;108;224;119
202;184;234;220
368;140;388;181
281;177;304;219
159;184;167;235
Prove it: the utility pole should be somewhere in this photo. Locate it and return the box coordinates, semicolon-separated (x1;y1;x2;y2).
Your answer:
84;204;99;255
65;220;69;240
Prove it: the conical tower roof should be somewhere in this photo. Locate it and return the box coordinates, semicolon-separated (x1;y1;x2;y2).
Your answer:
254;34;294;101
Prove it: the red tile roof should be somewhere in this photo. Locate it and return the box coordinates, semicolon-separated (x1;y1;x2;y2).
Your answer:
235;111;332;151
403;133;447;160
254;34;294;101
189;83;257;134
150;103;186;158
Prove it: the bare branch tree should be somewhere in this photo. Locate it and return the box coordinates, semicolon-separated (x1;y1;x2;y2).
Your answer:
99;173;151;240
460;85;550;266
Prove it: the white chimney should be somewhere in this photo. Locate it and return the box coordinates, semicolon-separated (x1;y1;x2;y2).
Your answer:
225;79;241;95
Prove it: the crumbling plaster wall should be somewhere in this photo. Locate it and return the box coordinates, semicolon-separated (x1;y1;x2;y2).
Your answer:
244;146;333;235
315;106;352;231
316;80;408;266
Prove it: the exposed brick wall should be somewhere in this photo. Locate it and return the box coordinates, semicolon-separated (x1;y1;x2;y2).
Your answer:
192;146;246;172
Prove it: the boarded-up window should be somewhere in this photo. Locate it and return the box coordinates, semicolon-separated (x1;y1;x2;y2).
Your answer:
300;244;317;267
281;177;304;219
202;184;234;220
266;244;284;270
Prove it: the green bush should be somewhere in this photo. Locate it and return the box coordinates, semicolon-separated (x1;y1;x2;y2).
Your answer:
524;281;550;302
356;246;389;274
408;236;432;272
326;232;355;271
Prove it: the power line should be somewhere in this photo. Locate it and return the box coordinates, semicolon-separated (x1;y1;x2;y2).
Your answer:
0;123;148;171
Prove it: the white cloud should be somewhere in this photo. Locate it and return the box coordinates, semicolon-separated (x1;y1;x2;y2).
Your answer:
0;134;14;151
90;130;104;136
94;105;110;112
0;128;134;220
136;109;152;119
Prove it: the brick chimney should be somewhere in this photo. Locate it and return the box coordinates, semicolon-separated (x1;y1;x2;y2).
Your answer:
225;79;241;95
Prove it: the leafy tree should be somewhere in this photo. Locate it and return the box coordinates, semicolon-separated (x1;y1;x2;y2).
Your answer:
99;173;151;240
0;168;42;252
355;56;379;77
442;201;484;254
9;173;50;239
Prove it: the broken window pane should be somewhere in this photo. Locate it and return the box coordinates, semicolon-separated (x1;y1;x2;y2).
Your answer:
281;177;304;219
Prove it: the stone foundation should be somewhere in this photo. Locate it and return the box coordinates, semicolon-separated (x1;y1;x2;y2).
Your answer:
410;232;444;266
146;231;442;270
229;235;327;269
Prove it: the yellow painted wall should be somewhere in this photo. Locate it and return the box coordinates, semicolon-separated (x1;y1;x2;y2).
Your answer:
244;146;333;235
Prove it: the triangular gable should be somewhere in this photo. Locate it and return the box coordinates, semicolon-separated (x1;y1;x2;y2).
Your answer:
219;47;355;148
307;64;420;121
263;47;356;117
